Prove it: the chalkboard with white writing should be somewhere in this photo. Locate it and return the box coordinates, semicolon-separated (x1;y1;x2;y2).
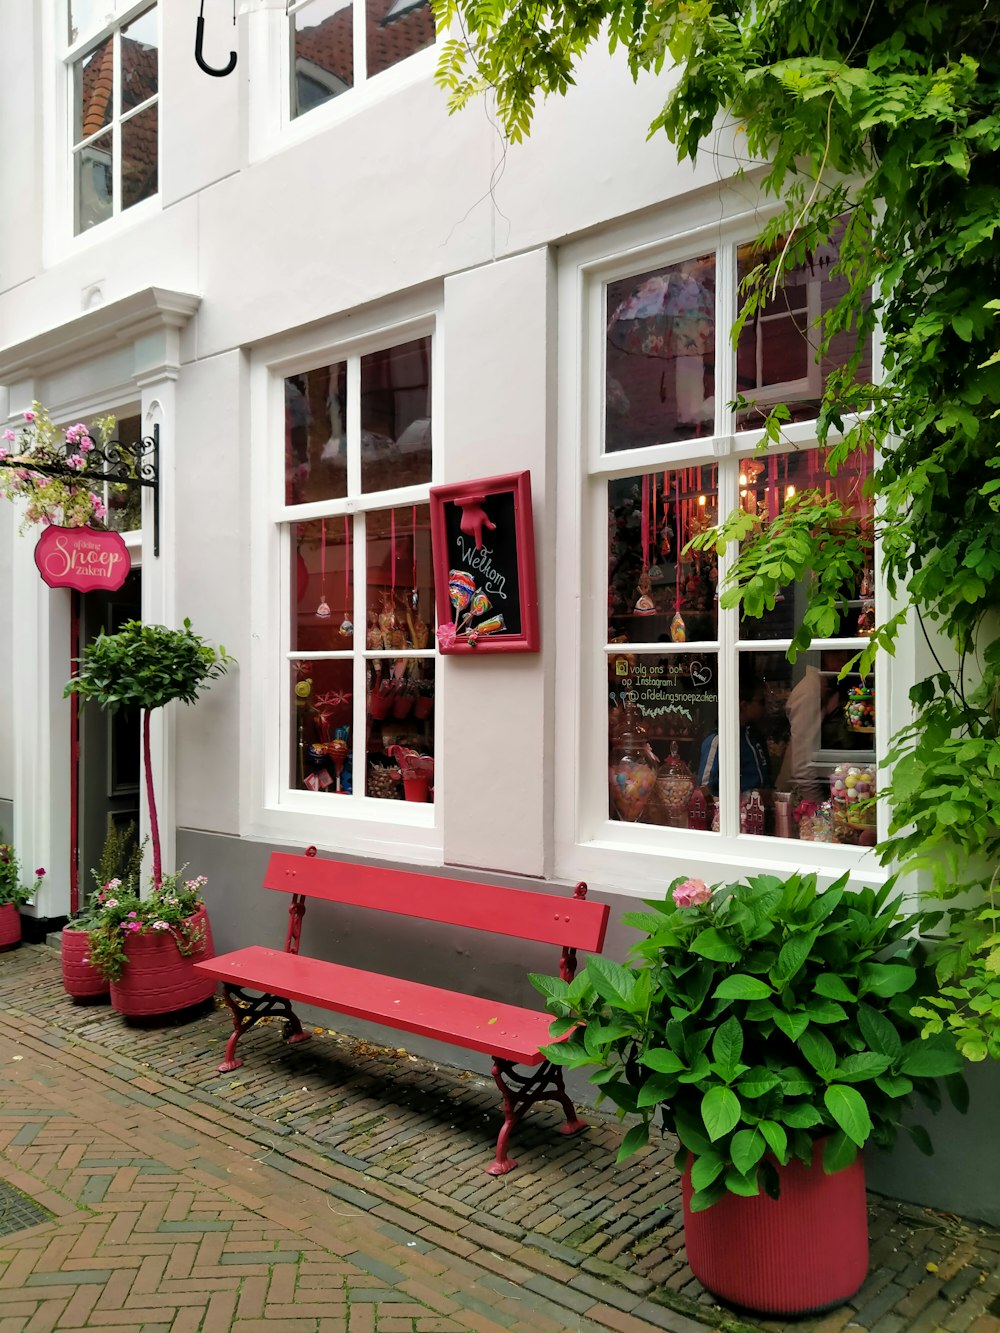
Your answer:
429;472;539;654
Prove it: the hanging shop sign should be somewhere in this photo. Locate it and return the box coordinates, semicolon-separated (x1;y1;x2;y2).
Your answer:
429;471;539;653
34;525;131;593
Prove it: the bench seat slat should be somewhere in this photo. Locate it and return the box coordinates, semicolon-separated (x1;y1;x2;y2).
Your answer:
264;853;609;952
195;946;560;1065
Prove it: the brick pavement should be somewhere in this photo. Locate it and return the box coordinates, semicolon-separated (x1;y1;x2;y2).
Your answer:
0;943;999;1333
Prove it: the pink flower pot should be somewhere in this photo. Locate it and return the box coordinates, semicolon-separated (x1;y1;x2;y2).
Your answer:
0;903;21;952
391;694;414;720
413;696;434;720
402;776;430;802
368;692;394;720
110;906;218;1018
61;927;110;1002
681;1139;868;1315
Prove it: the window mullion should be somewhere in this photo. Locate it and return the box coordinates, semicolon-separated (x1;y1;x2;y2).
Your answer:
351;507;367;798
111;25;121;215
714;241;738;438
716;457;740;836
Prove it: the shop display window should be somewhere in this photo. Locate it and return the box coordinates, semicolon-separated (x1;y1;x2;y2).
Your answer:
600;229;877;846
281;335;435;809
289;0;435;120
69;4;158;234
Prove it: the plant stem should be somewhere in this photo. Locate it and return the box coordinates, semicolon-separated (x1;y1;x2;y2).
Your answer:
142;708;162;889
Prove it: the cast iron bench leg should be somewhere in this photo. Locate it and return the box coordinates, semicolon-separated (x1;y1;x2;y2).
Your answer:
488;1058;587;1175
217;984;313;1072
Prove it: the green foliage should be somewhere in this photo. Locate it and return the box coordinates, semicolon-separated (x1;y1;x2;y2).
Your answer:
64;618;232;715
531;875;965;1208
83;870;209;983
438;0;1000;1061
0;835;44;909
64;818;147;932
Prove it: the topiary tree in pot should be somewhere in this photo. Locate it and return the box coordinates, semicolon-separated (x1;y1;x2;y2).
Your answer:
65;618;231;889
64;620;232;1018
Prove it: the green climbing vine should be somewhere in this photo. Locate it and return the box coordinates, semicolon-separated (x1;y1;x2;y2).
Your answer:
432;0;1000;1059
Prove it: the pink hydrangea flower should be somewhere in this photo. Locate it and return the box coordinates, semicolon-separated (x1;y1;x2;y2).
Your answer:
0;449;7;462
23;410;36;423
673;878;712;909
2;430;14;442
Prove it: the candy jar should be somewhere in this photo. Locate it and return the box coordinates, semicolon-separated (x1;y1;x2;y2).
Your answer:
651;742;694;827
844;685;875;733
795;799;817;841
811;800;835;842
608;727;659;822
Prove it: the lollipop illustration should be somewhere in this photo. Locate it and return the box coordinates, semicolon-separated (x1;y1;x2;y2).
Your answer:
474;615;506;636
449;569;476;616
459;590;491;631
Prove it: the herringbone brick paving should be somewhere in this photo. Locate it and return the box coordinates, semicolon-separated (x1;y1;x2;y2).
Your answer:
0;943;998;1333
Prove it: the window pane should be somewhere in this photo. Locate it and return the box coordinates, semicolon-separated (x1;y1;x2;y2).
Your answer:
121;7;158;113
366;657;435;801
736;225;873;430
605;255;715;452
366;0;434;78
365;505;436;648
291;516;355;651
69;0;108;44
608;652;719;826
74;36;113;144
291;660;355;795
360;337;432;493
608;470;718;644
75;133;113;234
105;413;144;532
738;650;877;843
121;103;158;210
292;0;354;119
738;447;874;641
284;363;348;504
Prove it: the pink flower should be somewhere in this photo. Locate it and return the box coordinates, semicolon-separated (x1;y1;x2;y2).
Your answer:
2;430;14;442
34;867;45;878
673;878;712;909
104;898;119;909
66;454;85;470
125;922;141;932
0;449;7;461
435;622;458;650
80;438;95;453
127;911;137;918
151;921;169;931
23;410;36;423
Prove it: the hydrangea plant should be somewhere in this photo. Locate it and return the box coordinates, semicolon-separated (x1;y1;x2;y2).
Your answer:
0;404;116;530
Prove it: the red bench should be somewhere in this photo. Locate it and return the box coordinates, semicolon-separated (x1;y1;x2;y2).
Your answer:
193;848;610;1175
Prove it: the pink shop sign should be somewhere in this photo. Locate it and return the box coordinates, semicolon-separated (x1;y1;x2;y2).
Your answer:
34;525;131;592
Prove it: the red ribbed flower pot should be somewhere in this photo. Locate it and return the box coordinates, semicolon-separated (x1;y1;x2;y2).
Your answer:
0;903;21;951
110;906;218;1018
682;1140;868;1316
61;927;110;1002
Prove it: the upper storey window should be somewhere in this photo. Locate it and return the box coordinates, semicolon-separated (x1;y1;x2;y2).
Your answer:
289;0;435;119
68;2;159;234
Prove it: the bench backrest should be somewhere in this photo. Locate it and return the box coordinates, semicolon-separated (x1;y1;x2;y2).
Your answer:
264;852;609;952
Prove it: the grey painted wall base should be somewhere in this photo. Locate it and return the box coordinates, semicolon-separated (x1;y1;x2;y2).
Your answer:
179;826;999;1228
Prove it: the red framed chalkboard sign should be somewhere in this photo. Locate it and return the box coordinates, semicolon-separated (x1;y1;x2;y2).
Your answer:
429;472;539;654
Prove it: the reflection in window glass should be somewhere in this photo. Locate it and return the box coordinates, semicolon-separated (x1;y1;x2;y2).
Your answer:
366;657;435;800
75;132;113;233
736;225;872;430
121;103;158;210
608;652;719;826
121;8;159;113
105;414;143;532
360;337;432;492
74;35;113;142
70;0;110;43
292;0;354;118
737;447;874;641
605;254;716;452
284;363;348;504
366;0;434;78
290;516;355;652
608;470;718;644
291;660;355;795
737;651;877;843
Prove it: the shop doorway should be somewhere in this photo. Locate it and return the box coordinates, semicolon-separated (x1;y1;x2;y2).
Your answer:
72;570;142;911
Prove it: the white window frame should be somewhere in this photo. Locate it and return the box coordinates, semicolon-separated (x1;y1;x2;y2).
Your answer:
554;199;899;900
245;298;444;863
48;0;160;251
245;0;437;162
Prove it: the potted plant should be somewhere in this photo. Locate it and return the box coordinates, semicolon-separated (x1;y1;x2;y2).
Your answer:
64;618;231;1016
530;872;966;1316
0;839;44;951
61;819;143;1003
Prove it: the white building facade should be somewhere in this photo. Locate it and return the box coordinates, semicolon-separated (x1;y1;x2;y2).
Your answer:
2;0;989;1221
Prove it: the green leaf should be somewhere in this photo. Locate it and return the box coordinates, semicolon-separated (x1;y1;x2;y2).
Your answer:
814;973;855;1002
701;1086;742;1142
759;1120;788;1162
640;1047;685;1074
771;933;817;988
773;1010;810;1042
711;1016;744;1078
799;1030;837;1081
637;1074;678;1108
857;1004;903;1060
529;973;569;1004
688;1180;726;1212
736;1067;781;1098
907;1123;934;1156
859;963;917;998
587;958;640;1011
674;1108;713;1156
714;974;773;1001
690;928;742;963
730;1128;766;1175
899;1037;964;1078
724;1167;761;1197
835;1052;891;1082
874;1074;914;1098
824;1084;873;1147
781;1103;823;1129
690;1151;725;1192
616;1123;650;1163
822;1130;859;1174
